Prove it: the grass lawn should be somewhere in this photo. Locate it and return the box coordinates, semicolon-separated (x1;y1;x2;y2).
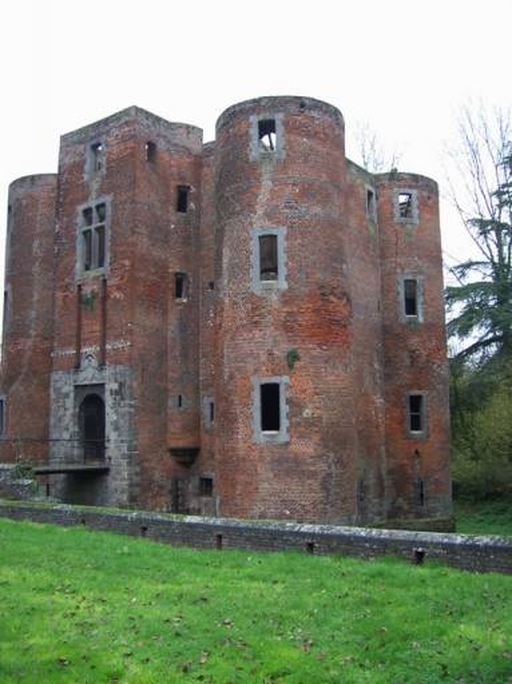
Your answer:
455;499;512;536
0;519;511;683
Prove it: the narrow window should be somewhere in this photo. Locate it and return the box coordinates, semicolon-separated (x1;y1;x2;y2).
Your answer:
199;477;213;497
95;225;105;268
175;272;188;300
416;478;425;507
258;118;277;151
145;141;157;162
366;188;376;220
95;203;106;222
259;234;278;281
83;207;93;226
90;142;104;172
0;399;5;435
83;230;93;271
177;394;183;408
260;383;281;432
176;185;190;213
404;278;418;316
209;401;214;424
398;192;413;218
408;394;425;434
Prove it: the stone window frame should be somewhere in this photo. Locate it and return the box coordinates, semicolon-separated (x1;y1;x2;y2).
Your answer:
406;391;428;439
398;275;424;323
249;113;286;161
76;197;111;280
252;375;290;444
250;226;288;293
394;188;419;224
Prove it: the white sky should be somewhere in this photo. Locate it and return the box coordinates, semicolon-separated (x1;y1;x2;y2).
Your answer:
1;0;511;314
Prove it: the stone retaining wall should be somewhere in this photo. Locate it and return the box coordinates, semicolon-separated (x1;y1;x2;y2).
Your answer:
0;500;510;574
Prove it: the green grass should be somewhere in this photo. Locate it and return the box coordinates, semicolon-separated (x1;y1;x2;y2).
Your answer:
455;499;512;536
0;519;511;683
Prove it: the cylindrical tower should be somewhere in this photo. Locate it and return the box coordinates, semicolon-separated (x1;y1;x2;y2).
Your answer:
0;174;57;464
376;172;451;520
213;96;368;522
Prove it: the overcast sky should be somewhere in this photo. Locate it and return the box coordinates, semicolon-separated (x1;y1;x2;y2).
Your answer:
1;0;511;310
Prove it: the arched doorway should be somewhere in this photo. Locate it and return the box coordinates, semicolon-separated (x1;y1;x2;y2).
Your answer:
79;394;105;462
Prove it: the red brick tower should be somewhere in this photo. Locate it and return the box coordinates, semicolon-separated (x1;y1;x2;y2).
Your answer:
0;175;57;465
377;172;451;519
212;96;386;522
48;107;203;506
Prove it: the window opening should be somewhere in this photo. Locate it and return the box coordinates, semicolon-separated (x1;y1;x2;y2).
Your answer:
398;192;413;218
90;142;104;172
404;278;418;316
80;202;107;273
259;234;278;281
175;272;188;300
145;141;157;162
83;230;93;271
209;401;214;424
408;394;424;433
199;477;213;497
258;119;277;151
176;185;190;213
260;383;280;432
0;398;4;435
177;394;183;408
208;280;215;290
366;188;376;219
417;478;425;507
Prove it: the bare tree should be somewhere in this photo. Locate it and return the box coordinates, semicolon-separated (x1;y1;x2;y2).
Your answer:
445;103;512;364
354;120;401;173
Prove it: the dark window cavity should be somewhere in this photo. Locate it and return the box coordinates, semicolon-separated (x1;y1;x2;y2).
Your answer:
258;118;277;151
408;393;427;436
366;188;376;221
177;394;183;408
145;141;157;162
199;477;213;497
253;376;289;443
260;383;281;432
175;272;188;300
80;202;107;274
0;398;5;435
176;185;191;213
209;401;214;424
259;234;278;281
404;278;418;316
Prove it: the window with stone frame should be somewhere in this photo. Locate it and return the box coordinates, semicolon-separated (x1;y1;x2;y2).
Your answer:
400;276;423;322
407;392;428;437
78;201;109;276
252;376;289;443
250;227;287;292
394;189;419;223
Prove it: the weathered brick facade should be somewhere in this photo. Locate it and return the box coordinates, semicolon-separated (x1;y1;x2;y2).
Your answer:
0;97;452;526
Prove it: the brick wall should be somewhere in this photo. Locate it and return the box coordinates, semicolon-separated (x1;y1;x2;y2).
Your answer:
0;501;509;574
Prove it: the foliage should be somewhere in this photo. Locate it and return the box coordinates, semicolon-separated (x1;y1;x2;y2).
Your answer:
455;499;512;536
1;519;512;683
445;105;512;364
446;104;512;499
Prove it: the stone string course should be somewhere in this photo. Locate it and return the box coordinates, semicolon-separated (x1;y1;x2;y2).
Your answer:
0;500;510;574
